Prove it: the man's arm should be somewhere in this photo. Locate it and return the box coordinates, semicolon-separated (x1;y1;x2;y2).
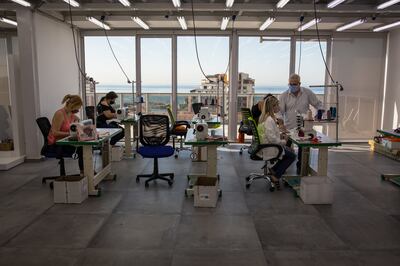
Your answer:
308;89;323;109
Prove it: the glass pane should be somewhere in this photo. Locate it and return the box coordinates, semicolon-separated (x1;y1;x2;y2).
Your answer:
295;39;327;88
239;36;290;123
177;36;229;120
84;36;135;113
141;38;171;115
0;38;14;151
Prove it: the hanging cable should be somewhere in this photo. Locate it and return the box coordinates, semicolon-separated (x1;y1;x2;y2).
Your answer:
297;15;304;75
312;0;336;84
68;0;87;78
100;16;132;84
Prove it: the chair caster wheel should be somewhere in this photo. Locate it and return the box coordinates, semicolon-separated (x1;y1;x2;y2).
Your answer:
185;190;188;197
218;190;222;197
168;181;173;187
145;182;149;188
50;182;54;190
113;175;117;181
246;183;251;189
42;179;46;184
239;151;243;155
245;177;250;182
136;178;140;183
269;186;275;192
170;175;174;180
174;154;178;159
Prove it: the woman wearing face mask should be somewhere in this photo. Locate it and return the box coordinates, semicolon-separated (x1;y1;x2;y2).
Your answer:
258;95;296;189
47;94;84;173
96;91;124;145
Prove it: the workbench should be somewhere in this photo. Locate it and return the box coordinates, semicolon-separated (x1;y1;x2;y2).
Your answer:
57;128;122;196
377;129;400;186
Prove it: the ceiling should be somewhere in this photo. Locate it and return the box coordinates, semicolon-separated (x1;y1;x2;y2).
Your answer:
1;0;400;32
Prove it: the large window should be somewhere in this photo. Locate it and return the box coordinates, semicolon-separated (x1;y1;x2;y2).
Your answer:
177;36;229;120
84;36;135;111
140;38;171;115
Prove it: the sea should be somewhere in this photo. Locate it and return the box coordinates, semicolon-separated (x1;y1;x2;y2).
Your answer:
97;84;324;94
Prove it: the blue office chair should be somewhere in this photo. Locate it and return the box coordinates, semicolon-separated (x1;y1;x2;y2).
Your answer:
136;114;175;188
245;117;283;192
36;117;68;188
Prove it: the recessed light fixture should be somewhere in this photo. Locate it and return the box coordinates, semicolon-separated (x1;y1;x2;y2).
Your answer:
132;17;150;30
86;17;111;30
172;0;181;8
373;20;400;32
276;0;290;9
377;0;400;10
63;0;80;7
221;17;230;30
298;18;321;31
10;0;31;7
177;16;187;30
259;17;275;31
226;0;234;8
0;17;18;26
336;18;366;32
327;0;347;8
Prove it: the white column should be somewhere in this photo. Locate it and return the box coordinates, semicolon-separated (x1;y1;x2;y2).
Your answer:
228;31;239;141
172;35;177;118
135;36;142;113
17;8;42;159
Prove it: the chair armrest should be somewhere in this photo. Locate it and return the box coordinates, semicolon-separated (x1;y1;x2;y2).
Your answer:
174;121;191;128
254;144;283;160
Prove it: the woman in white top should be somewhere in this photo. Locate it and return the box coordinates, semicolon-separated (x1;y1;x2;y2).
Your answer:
258;95;296;187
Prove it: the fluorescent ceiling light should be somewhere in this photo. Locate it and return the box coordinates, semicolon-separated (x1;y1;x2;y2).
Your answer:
327;0;347;8
0;17;17;26
10;0;31;7
336;18;366;32
221;17;230;30
86;17;111;30
177;16;187;30
276;0;290;9
63;0;80;7
132;17;150;30
118;0;131;7
226;0;234;8
172;0;181;8
373;20;400;32
259;17;275;31
298;18;321;31
377;0;400;10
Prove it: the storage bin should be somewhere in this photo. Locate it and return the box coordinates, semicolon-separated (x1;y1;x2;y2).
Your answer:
54;175;88;204
194;176;218;208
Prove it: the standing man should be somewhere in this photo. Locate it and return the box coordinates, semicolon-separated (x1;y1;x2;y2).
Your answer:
279;74;323;174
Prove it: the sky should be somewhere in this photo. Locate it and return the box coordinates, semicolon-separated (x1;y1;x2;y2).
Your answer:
84;36;327;88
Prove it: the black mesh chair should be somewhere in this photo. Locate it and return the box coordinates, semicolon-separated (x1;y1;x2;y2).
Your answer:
245;117;283;192
166;105;191;158
36;117;67;188
136;115;175;188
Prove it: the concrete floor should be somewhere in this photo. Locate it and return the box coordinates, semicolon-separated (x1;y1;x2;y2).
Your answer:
0;144;400;265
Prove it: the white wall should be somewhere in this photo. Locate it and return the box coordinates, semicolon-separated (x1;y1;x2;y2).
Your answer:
34;14;80;119
330;35;387;140
382;28;400;130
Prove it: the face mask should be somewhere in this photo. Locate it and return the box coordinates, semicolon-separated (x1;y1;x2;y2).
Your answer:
110;100;115;105
289;85;299;94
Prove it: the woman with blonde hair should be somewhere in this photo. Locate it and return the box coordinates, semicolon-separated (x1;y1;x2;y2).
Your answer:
258;95;296;188
47;94;84;173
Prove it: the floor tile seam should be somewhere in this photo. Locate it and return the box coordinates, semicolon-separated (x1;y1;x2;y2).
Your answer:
1;203;57;248
0;174;42;197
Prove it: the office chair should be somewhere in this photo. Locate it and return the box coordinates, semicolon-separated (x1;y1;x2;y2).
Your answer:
192;102;204;115
245;117;283;192
85;106;95;123
36;117;67;189
238;108;254;155
136;114;175;188
166;105;191;158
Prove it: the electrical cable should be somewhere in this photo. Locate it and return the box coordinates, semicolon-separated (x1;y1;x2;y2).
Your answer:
297;16;304;75
100;16;132;84
312;0;336;84
67;1;87;78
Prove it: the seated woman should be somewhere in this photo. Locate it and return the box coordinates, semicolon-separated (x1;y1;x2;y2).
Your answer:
96;91;124;145
258;95;296;188
47;94;84;174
